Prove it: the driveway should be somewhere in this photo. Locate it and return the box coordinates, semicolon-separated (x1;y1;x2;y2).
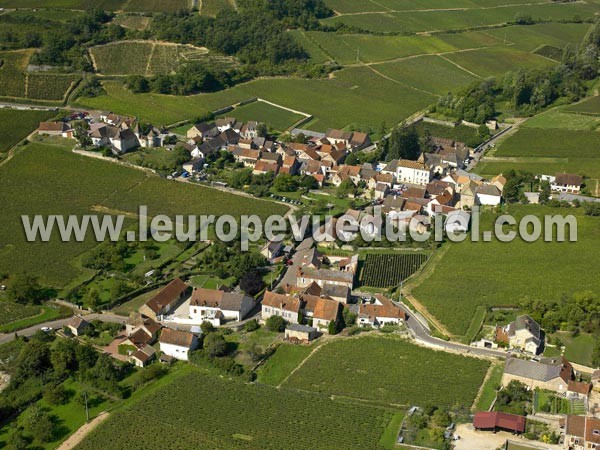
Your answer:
454;424;562;450
0;313;128;345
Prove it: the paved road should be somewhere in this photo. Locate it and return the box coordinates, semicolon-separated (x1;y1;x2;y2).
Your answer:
395;301;507;359
0;313;128;345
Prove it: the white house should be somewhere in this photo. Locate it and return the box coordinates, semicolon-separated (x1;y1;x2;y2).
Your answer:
188;288;256;327
395;159;432;186
475;184;502;206
552;173;583;194
159;328;198;361
358;295;406;328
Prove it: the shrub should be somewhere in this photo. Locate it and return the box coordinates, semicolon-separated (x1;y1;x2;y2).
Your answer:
244;319;260;332
266;315;286;332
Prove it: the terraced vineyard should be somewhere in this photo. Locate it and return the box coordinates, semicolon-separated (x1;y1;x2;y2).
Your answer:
89;41;232;76
360;252;428;288
76;370;395;449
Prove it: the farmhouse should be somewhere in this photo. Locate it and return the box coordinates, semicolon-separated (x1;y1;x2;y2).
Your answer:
358;295;406;328
253;160;280;175
262;291;302;324
67;316;89;336
394;159;433;186
38;121;72;138
303;296;342;332
475;184;502;206
129;345;156;368
320;283;350;304
473;411;526;434
88;123;138;153
139;278;191;321
496;315;542;355
159;328;198;361
502;356;573;393
564;415;600;450
125;314;161;345
261;240;284;262
552;173;583;194
285;324;319;343
187;122;218;140
189;288;256;327
296;267;354;289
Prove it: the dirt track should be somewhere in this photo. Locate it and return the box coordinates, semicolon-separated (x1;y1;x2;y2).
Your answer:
57;412;110;450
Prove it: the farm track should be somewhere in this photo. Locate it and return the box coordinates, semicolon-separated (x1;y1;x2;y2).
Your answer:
365;64;438;97
471;362;499;411
56;412;110;450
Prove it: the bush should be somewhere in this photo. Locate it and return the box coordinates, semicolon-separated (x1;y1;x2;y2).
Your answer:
203;333;228;358
43;383;68;405
244;319;260;332
266;315;286;332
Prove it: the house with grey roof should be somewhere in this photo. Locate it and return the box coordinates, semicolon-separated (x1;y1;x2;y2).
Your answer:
501;356;573;393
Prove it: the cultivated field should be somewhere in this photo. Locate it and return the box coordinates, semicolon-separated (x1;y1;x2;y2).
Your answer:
411;206;600;336
76;65;436;131
89;41;232;76
76;370;396;449
0;142;287;287
0;0;124;8
282;336;490;408
565;96;600;116
0;49;79;101
219;100;305;132
0;108;56;153
201;0;234;16
123;0;190;12
111;14;152;30
477;125;600;184
322;2;598;34
360;252;428;288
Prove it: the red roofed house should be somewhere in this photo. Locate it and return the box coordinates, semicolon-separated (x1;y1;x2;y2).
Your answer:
358;295;406;328
139;278;191;321
564;415;600;450
473;411;526;434
38;121;72;138
262;291;302;324
159;328;198;361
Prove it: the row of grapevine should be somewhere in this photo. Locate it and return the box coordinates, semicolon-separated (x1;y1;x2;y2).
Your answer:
360;253;428;288
77;371;393;449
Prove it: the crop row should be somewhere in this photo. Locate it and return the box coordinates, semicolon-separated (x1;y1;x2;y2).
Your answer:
361;253;428;288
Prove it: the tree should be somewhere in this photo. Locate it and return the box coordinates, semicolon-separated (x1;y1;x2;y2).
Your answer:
266;315;286;332
256;123;268;138
200;321;215;334
240;270;265;296
273;173;298;192
503;177;521;203
539;180;551;204
386;125;421;161
73;122;92;149
7;274;44;304
431;409;451;428
23;406;54;443
203;332;227;358
328;320;341;335
43;383;68;405
85;288;101;310
342;308;357;326
337;179;357;198
5;427;27;450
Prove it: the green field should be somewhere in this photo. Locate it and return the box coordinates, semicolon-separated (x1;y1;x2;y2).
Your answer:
123;0;190;12
565;96;600;116
521;107;600;131
75;66;436;130
0;142;286;287
0;0;124;9
478;127;600;185
411;206;600;336
201;0;233;16
322;2;598;33
0;108;56;153
0;301;43;327
220;101;305;132
111;15;152;30
77;369;396;449
474;363;504;411
282;336;490;408
256;343;316;385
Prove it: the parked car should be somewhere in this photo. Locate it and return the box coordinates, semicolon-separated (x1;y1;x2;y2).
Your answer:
40;327;53;333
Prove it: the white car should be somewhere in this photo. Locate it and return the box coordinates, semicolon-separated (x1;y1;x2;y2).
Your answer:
40;326;53;333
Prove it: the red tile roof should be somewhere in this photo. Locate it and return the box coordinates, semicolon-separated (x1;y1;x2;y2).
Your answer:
473;412;526;433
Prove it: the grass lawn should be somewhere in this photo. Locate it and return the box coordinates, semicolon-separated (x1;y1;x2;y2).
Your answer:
256;342;316;385
550;332;597;367
76;368;397;449
282;335;490;408
0;109;57;153
218;100;304;132
111;287;162;316
411;205;600;336
189;274;236;289
474;363;504;412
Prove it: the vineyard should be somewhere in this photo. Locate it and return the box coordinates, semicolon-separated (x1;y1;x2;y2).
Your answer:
0;108;55;153
0;50;79;101
0;301;43;327
89;41;226;76
282;336;490;409
360;253;428;288
77;370;395;449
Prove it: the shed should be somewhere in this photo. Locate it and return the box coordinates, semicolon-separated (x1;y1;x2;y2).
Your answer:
473;411;526;434
285;324;319;343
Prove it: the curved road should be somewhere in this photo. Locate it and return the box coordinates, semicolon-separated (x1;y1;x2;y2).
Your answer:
396;301;508;359
0;313;128;345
